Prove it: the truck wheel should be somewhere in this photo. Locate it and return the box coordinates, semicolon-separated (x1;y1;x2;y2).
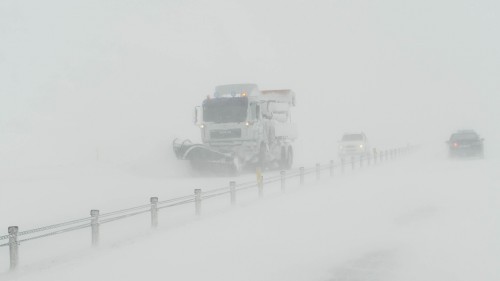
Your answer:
280;146;293;170
280;147;287;169
285;147;293;169
268;126;276;144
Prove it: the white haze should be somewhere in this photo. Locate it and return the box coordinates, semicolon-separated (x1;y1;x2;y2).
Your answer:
1;0;499;169
0;0;499;280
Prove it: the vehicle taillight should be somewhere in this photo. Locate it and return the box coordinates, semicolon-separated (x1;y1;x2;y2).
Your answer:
453;142;459;148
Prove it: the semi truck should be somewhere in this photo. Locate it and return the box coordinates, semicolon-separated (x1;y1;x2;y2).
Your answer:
173;84;297;173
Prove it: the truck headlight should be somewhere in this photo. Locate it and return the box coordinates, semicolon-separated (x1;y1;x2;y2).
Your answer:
359;144;364;148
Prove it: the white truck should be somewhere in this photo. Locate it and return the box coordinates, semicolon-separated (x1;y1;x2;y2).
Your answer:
338;132;370;159
173;84;297;173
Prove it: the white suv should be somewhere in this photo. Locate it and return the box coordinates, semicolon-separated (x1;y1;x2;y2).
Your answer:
338;132;370;158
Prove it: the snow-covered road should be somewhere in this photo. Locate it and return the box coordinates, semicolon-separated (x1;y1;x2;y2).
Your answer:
1;148;498;281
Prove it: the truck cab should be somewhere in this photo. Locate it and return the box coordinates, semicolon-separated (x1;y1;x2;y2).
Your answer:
338;132;370;159
195;85;270;163
175;84;296;172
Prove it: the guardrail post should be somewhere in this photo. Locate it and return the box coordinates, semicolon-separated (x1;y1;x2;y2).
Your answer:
8;226;19;271
315;163;320;180
351;156;355;170
280;171;286;193
195;189;202;216
150;197;158;228
90;210;99;247
256;167;262;183
258;175;264;199
299;167;305;185
341;158;345;174
230;181;236;205
329;160;334;177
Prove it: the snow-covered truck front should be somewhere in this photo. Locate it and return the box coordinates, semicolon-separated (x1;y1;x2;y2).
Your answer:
173;84;296;173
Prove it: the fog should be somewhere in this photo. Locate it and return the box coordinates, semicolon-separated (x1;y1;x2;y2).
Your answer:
2;0;499;169
1;0;499;280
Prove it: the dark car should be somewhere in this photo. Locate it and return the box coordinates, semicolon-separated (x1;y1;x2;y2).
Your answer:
447;130;484;158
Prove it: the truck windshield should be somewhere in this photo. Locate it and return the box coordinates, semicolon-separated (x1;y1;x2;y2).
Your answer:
450;133;478;141
203;97;248;123
342;134;363;141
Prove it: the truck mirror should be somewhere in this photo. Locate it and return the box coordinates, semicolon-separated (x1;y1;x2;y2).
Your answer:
194;106;202;125
250;103;259;121
256;105;260;120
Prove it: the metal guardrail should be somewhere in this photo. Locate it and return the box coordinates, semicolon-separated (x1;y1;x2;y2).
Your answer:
0;146;414;271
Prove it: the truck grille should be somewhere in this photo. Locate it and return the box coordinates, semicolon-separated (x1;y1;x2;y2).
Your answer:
343;145;359;151
210;129;242;139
